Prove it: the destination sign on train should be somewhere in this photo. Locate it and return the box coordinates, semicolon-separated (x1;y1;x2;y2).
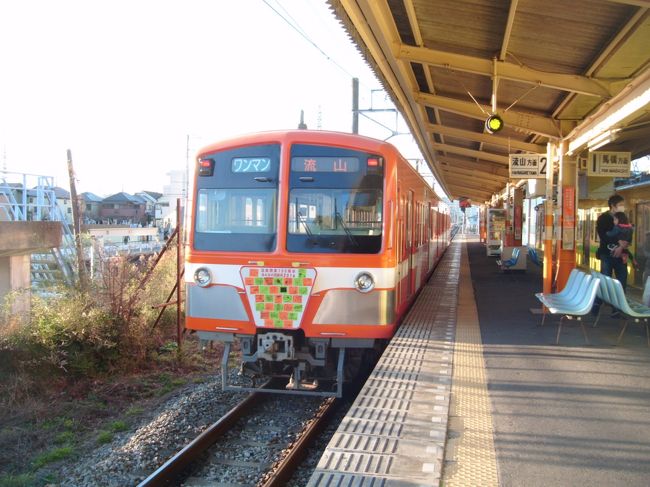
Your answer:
231;157;272;173
290;157;360;173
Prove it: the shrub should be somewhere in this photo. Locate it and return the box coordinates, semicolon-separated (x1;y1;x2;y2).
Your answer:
0;239;181;398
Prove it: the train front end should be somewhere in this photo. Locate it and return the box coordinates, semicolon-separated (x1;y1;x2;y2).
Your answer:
185;131;396;397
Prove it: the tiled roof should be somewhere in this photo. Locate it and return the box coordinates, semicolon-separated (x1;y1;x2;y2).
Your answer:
103;192;144;204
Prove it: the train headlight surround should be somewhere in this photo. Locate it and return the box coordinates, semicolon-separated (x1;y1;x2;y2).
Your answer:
194;267;212;287
354;272;375;293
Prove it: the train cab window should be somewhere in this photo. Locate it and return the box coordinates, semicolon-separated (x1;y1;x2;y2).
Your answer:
193;144;279;252
287;144;383;253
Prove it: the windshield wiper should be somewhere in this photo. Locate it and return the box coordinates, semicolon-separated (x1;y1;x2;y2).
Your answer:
335;211;358;246
295;201;316;244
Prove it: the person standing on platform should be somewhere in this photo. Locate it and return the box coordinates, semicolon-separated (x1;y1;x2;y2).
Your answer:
597;195;629;289
592;195;629;316
592;195;628;316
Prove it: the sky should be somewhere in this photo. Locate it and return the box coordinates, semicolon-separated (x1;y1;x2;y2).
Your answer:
0;0;428;197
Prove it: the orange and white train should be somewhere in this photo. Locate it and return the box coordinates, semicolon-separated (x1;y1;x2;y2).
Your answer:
185;130;450;396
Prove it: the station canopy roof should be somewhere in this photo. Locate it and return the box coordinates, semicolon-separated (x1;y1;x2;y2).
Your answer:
330;0;650;201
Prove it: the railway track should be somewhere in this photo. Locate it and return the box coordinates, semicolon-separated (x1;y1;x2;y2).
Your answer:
137;388;339;487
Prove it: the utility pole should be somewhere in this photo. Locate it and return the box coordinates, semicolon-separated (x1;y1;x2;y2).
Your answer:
185;134;190;203
67;149;87;290
352;77;359;134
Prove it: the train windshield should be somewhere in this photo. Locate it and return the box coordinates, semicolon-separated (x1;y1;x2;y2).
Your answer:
193;143;279;252
287;144;384;254
195;189;277;251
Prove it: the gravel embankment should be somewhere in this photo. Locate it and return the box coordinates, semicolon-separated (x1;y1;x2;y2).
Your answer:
58;375;243;486
56;374;346;486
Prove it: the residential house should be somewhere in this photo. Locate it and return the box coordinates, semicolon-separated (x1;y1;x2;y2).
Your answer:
99;192;147;225
50;187;72;224
80;192;103;223
135;191;160;225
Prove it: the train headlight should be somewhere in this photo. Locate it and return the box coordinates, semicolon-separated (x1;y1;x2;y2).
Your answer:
354;272;375;293
194;267;212;287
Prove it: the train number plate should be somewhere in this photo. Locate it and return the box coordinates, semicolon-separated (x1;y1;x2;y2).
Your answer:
241;267;316;329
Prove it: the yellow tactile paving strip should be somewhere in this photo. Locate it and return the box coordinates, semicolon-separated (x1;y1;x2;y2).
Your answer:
442;237;500;486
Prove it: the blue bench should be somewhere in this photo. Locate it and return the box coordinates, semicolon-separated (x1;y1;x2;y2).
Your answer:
497;247;524;271
534;269;600;344
528;247;542;267
592;271;650;347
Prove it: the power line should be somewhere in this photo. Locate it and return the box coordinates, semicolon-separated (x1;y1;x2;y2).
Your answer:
261;0;357;81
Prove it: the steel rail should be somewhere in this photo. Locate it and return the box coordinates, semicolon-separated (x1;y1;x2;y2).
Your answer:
258;396;339;487
137;390;262;487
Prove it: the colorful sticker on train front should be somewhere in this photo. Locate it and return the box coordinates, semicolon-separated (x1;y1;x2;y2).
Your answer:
241;267;316;329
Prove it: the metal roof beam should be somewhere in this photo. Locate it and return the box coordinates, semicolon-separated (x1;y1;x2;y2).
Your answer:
417;91;561;138
428;123;545;153
441;165;509;184
437;155;511;177
399;45;619;98
447;182;495;197
552;7;647;122
444;176;506;195
567;67;650;154
432;142;509;164
447;183;495;196
500;0;519;61
338;0;452;198
604;0;650;7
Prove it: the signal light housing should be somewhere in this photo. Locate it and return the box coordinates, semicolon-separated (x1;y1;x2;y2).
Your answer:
198;158;215;177
485;114;504;134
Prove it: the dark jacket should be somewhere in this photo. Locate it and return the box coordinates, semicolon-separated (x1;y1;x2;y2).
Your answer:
606;223;633;245
596;211;615;259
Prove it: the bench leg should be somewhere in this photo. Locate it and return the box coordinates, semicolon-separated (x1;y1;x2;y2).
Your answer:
646;322;650;348
592;305;603;328
556;316;564;345
580;321;590;345
616;319;629;345
540;310;547;327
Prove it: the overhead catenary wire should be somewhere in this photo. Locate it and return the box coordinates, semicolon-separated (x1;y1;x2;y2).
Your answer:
262;0;358;82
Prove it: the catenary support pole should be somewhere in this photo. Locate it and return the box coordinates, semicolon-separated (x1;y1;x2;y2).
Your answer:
67;149;87;290
176;198;183;348
352;77;359;134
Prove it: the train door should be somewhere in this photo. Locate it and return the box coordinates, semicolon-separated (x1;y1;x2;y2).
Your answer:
396;188;404;307
407;190;415;299
426;202;434;273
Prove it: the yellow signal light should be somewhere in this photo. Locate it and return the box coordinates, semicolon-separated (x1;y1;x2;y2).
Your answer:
485;114;504;134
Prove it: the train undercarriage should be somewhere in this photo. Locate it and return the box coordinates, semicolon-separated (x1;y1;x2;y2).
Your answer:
199;331;381;398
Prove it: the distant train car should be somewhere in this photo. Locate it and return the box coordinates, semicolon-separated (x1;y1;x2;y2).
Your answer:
185;130;450;396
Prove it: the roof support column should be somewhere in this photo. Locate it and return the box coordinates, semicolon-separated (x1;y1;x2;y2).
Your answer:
555;140;577;291
513;185;524;247
543;142;557;296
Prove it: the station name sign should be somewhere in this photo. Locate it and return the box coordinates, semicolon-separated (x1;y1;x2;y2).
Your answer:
509;154;547;179
587;151;631;178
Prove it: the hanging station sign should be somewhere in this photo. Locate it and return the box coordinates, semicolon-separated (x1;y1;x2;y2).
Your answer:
587;152;631;177
509;154;547;178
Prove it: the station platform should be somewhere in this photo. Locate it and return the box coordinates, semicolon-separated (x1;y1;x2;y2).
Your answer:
308;236;650;486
